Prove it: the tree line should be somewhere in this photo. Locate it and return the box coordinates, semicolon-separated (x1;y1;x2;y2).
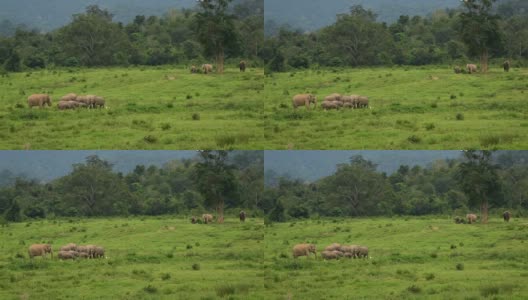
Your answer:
0;0;263;72
262;0;528;72
0;151;263;222
262;151;528;222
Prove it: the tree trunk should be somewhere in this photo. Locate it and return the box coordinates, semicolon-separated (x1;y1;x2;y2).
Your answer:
216;199;224;224
481;200;489;224
480;49;489;73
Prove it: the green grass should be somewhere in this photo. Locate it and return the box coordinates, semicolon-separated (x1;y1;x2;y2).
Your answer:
263;217;528;299
0;216;264;299
0;66;264;149
264;66;528;149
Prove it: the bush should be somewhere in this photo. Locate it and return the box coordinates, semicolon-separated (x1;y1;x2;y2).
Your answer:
143;135;158;144
161;273;171;280
192;113;200;121
192;263;200;270
456;113;464;120
288;205;310;219
216;284;236;297
407;135;422;144
143;285;157;294
456;263;464;270
24;205;45;219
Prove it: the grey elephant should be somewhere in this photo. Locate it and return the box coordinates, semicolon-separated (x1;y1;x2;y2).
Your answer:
28;94;52;108
93;96;105;108
58;101;77;110
503;61;510;72
292;243;317;258
202;214;214;224
466;64;478;74
239;60;246;72
61;93;77;102
292;94;317;109
239;210;246;222
324;93;341;102
28;244;53;259
58;250;76;260
503;211;511;222
454;66;462;74
321;101;338;110
191;65;198;73
202;64;213;74
466;213;478;224
357;96;369;108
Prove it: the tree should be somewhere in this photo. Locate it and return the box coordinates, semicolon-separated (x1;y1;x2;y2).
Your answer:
193;151;238;223
4;199;21;222
194;0;238;73
458;0;502;72
456;151;501;223
58;5;130;66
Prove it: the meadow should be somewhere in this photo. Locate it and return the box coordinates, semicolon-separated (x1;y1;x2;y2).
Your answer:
263;216;528;299
264;66;528;149
0;66;264;150
0;216;264;300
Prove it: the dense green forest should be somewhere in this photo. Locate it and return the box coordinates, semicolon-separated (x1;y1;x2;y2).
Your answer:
263;151;528;221
0;151;263;221
263;0;528;71
0;0;263;70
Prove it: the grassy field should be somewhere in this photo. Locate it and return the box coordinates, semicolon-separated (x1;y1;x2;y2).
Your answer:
264;66;528;149
0;216;264;299
0;66;264;150
263;217;528;299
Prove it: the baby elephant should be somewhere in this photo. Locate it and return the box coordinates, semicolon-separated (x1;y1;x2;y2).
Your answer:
239;210;246;222
292;94;317;109
202;214;214;224
28;244;53;259
58;250;77;260
466;214;478;224
321;250;340;260
503;211;511;222
292;243;317;258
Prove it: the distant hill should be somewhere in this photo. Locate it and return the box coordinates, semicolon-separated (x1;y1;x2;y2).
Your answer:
265;0;461;33
0;151;197;183
0;0;261;32
264;151;462;184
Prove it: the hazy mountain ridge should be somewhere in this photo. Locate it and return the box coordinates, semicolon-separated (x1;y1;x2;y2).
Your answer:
264;151;462;183
265;0;461;33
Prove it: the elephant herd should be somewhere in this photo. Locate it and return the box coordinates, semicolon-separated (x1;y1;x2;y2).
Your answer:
191;211;246;224
454;211;512;224
27;93;106;110
28;243;105;260
454;61;511;74
292;242;369;260
190;61;247;74
292;93;370;111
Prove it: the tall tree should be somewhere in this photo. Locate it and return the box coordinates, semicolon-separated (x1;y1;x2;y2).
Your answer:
456;150;500;223
193;150;238;223
458;0;502;72
194;0;238;73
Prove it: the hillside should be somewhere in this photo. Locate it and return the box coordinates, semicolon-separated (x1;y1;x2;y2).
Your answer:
0;0;262;32
264;0;461;33
264;151;462;183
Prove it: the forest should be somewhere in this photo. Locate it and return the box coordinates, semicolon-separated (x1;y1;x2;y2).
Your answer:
263;151;528;221
0;151;263;221
0;0;263;70
263;0;528;71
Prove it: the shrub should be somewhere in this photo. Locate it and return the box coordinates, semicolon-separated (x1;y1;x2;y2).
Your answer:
216;284;236;297
407;135;422;144
456;113;464;120
425;273;435;280
407;285;421;293
143;285;157;294
425;123;435;131
143;135;158;144
192;263;200;270
456;263;464;270
192;113;200;121
160;123;171;131
161;273;171;280
288;205;310;219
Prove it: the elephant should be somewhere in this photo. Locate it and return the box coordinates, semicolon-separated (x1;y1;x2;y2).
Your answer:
454;66;462;74
85;245;97;258
239;60;246;72
93;96;105;108
202;214;214;224
466;64;478;74
357;96;369;108
324;243;341;252
356;246;369;258
466;213;478;224
503;211;511;222
93;246;105;258
58;250;77;260
28;94;52;108
332;100;343;108
324;93;341;102
191;216;197;224
239;210;246;222
76;96;92;107
343;102;354;109
191;65;198;73
28;244;53;259
77;245;88;253
60;243;77;252
341;96;353;103
503;61;510;72
321;101;338;110
57;101;77;110
292;243;317;258
61;93;77;102
202;64;213;74
321;250;339;260
292;94;317;109
78;252;89;258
